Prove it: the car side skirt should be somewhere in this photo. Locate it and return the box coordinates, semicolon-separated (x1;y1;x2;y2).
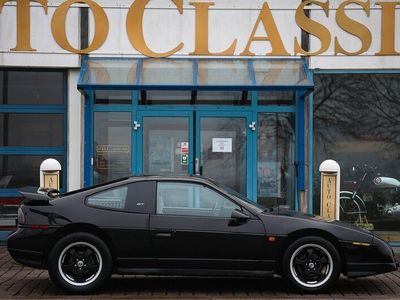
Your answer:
115;267;274;277
116;257;276;271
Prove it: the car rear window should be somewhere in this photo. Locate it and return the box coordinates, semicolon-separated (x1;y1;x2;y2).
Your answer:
87;186;128;210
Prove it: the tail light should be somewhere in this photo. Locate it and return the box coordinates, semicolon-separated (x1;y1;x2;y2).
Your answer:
17;207;25;225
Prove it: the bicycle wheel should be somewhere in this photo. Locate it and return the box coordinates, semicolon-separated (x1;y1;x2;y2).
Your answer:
339;191;365;223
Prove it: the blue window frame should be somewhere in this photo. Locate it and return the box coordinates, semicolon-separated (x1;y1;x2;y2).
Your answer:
79;57;314;209
0;69;68;197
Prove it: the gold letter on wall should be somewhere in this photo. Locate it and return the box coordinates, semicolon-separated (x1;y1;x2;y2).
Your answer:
375;2;400;55
51;0;108;54
294;0;331;55
0;0;48;51
335;0;371;56
189;2;237;56
126;0;184;58
240;3;289;56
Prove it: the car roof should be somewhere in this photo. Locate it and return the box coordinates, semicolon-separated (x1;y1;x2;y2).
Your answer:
61;175;213;197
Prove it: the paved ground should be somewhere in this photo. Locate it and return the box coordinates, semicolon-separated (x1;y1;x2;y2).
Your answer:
0;247;399;299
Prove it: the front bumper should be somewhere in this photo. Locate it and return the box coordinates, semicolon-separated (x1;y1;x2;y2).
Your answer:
342;236;398;278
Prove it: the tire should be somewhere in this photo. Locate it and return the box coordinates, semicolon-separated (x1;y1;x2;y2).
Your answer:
340;191;367;224
48;232;112;294
282;236;341;293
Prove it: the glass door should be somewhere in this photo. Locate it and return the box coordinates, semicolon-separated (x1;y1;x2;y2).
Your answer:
93;111;132;185
196;112;253;198
137;111;193;176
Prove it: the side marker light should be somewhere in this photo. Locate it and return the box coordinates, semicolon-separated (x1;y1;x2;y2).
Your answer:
352;241;370;247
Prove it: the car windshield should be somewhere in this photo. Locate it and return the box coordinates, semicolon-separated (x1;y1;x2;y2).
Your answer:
209;179;266;211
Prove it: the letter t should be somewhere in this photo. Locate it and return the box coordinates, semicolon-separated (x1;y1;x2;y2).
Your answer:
0;0;48;51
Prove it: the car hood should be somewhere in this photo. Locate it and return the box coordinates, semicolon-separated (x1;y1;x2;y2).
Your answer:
260;208;374;242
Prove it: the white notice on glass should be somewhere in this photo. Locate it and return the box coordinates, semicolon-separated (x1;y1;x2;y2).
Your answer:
212;138;232;153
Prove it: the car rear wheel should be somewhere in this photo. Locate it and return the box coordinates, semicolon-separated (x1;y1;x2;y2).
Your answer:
282;236;341;293
48;232;112;294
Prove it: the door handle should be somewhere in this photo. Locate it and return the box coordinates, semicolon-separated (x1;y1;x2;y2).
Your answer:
154;230;175;237
155;232;172;237
195;158;200;175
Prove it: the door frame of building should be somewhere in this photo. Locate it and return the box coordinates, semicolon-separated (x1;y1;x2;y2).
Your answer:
135;110;194;176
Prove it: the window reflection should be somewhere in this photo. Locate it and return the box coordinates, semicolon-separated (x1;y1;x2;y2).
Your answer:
0;155;63;189
95;90;131;105
313;74;400;240
0;113;63;147
5;71;64;105
93;112;131;184
257;113;295;208
200;118;247;195
157;182;239;217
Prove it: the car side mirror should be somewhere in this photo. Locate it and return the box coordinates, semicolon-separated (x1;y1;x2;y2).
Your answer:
229;209;250;226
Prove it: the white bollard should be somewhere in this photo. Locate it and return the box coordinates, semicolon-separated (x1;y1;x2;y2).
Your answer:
319;160;340;221
39;159;62;190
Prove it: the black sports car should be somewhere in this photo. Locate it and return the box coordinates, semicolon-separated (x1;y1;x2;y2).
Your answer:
7;176;398;294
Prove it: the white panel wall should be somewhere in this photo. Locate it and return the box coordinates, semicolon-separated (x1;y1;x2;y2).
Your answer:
67;69;83;191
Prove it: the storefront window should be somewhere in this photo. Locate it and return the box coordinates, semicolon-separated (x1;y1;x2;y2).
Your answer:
257;113;295;208
0;155;63;189
139;90;192;105
0;69;67;195
196;91;250;105
313;73;400;241
4;71;64;105
0;113;63;147
258;91;294;105
95;90;131;105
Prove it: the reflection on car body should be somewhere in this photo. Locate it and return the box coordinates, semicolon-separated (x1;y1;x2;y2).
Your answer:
7;176;398;294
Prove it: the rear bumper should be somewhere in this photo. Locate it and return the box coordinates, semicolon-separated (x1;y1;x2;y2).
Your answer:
8;247;44;269
7;227;56;269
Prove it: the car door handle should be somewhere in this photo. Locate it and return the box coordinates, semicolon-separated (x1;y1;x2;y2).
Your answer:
155;232;172;237
154;231;175;237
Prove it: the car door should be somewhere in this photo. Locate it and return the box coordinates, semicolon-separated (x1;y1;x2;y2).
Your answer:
150;180;267;270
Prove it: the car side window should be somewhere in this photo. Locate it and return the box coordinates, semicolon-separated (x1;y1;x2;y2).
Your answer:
87;186;128;210
157;182;240;217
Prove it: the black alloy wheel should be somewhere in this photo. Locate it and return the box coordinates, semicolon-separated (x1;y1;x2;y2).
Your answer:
48;232;112;294
282;236;341;292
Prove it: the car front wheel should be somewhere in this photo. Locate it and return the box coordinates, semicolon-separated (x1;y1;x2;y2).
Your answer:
282;236;341;293
48;232;112;294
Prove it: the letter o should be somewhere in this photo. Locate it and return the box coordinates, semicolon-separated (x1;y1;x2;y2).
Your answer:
51;0;109;54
